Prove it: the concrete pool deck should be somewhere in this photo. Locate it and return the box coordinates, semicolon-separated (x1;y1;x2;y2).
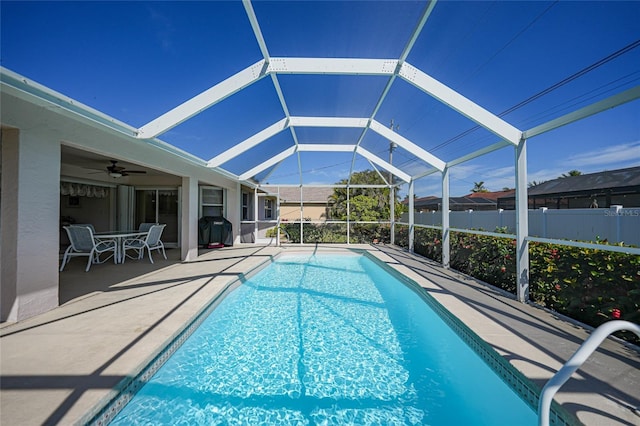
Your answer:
1;244;638;425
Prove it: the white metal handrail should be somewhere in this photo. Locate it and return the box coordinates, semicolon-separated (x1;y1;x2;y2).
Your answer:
538;320;640;426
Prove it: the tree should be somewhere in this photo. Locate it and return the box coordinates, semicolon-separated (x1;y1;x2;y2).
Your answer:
471;181;489;193
560;170;582;178
328;170;405;220
528;180;545;188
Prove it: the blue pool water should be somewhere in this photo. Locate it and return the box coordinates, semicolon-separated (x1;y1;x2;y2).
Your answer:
109;254;537;425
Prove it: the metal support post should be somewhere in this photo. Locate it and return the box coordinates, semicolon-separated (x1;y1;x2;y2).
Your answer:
390;185;395;245
442;166;450;268
515;139;530;302
276;187;281;246
389;119;398;245
409;179;415;252
299;186;303;245
254;187;259;244
346;186;350;244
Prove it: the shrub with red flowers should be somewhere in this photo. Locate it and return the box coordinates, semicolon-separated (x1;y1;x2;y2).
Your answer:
529;240;639;342
398;225;639;343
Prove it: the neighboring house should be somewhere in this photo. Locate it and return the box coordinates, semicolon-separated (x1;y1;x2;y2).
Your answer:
262;186;335;221
237;186;334;243
466;189;515;202
409;195;499;212
497;166;640;209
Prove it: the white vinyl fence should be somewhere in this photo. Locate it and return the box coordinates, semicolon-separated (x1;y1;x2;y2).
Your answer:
401;206;640;246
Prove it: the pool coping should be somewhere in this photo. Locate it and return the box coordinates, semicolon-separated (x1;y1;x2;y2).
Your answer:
85;248;579;426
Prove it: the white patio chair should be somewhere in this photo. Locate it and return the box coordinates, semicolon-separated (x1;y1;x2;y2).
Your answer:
122;224;167;264
74;223;96;233
138;222;158;233
60;225;117;272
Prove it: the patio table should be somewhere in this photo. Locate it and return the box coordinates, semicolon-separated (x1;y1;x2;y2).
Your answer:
94;230;147;264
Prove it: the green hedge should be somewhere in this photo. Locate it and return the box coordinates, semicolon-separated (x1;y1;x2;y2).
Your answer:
278;222;390;244
395;225;640;343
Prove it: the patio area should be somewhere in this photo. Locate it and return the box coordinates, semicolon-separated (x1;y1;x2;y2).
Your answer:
0;244;638;425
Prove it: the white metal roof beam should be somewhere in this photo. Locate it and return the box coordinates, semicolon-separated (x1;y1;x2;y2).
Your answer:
398;0;438;64
243;1;305;184
398;62;522;145
348;1;437;185
447;140;511;168
523;85;640;139
207;118;289;167
366;160;391;186
356;147;411;183
138;60;268;139
412;167;439;180
289;115;370;185
297;144;356;152
239;145;297;180
289;116;369;128
268;57;398;75
370;120;446;171
258;161;282;184
242;0;270;59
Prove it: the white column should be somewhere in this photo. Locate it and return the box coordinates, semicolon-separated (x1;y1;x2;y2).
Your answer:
254;187;259;244
276;187;281;246
441;166;450;268
515;139;530;302
180;176;199;261
346;186;350;244
299;186;303;244
234;182;242;245
1;129;60;321
408;180;415;252
390;185;395;245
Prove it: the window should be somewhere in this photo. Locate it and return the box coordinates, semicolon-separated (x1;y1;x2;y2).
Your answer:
242;193;250;221
264;198;274;219
200;187;224;217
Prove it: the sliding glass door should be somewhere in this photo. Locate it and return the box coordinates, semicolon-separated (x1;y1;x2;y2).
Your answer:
136;189;179;247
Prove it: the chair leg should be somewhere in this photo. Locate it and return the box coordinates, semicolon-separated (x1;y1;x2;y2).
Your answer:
59;247;72;272
86;250;94;272
147;246;155;264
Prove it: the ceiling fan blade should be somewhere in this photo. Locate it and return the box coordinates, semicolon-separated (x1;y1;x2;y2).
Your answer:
123;170;147;174
107;160;126;172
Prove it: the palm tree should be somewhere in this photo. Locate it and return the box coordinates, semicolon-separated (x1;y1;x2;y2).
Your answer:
471;181;488;193
560;170;582;178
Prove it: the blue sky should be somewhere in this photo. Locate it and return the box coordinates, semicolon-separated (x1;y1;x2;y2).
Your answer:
2;1;639;197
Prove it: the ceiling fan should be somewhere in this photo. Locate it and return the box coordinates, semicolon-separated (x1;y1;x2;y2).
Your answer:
106;160;147;178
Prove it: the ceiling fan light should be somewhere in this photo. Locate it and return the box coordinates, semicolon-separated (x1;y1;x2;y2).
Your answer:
109;172;122;178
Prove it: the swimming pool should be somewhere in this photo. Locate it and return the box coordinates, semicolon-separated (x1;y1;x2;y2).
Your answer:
92;253;553;425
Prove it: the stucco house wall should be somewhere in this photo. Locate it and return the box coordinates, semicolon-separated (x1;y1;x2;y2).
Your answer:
0;70;244;322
